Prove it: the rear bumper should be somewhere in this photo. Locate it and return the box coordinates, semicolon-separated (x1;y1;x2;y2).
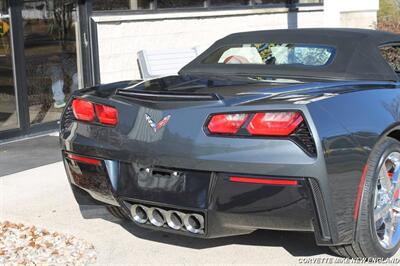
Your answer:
63;151;331;245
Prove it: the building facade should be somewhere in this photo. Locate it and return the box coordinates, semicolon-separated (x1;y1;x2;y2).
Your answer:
0;0;380;139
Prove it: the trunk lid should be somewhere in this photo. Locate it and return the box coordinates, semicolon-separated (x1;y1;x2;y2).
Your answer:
113;74;313;105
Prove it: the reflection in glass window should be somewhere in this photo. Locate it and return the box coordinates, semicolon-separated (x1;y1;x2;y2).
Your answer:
381;46;400;73
296;0;321;3
0;0;19;131
253;0;321;6
204;43;335;66
211;0;249;6
93;0;151;11
0;0;7;12
91;0;322;11
22;0;78;125
253;0;288;5
132;0;152;9
157;0;204;8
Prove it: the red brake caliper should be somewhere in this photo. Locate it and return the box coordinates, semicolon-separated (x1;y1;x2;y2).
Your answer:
389;171;400;205
394;184;399;201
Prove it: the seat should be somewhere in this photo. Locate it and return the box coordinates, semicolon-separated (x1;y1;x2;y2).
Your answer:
137;47;201;80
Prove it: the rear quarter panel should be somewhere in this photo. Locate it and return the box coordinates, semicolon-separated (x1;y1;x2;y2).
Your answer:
308;84;400;244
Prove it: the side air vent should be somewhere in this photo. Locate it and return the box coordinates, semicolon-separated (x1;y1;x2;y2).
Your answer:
60;104;75;133
116;89;221;101
290;122;317;157
308;178;331;241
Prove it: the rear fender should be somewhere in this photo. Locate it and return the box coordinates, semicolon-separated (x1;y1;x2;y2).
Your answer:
310;86;400;245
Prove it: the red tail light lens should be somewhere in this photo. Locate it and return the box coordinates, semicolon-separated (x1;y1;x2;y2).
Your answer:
72;99;95;122
206;111;304;136
247;112;303;136
95;104;118;126
72;98;118;126
207;113;249;134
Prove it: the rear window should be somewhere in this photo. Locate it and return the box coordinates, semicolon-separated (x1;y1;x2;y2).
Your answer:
203;43;336;67
380;45;400;74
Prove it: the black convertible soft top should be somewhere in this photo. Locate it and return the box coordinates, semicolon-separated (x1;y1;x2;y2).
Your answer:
180;28;400;82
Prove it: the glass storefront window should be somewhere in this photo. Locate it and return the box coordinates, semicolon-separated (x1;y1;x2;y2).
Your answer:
0;0;18;131
22;0;78;125
253;0;322;5
211;0;250;6
93;0;152;11
92;0;322;12
296;0;322;3
253;0;289;5
157;0;205;8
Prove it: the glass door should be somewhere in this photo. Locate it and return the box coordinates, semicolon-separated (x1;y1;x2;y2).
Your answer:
22;0;78;125
0;0;18;131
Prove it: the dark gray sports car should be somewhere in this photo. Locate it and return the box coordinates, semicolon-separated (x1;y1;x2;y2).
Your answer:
60;28;400;258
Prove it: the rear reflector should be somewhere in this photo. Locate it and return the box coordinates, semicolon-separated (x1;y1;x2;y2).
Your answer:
207;113;249;134
229;176;299;186
67;154;102;166
353;165;369;220
247;112;303;136
72;99;95;122
95;104;118;126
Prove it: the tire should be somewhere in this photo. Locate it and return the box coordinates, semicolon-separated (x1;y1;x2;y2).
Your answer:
330;137;400;258
106;205;130;220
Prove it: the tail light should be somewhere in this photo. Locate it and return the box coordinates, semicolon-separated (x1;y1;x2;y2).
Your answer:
206;111;303;136
247;112;303;136
72;98;118;126
95;104;118;126
72;98;95;122
207;113;248;134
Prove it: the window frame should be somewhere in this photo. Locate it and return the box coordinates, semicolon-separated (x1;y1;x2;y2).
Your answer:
91;0;324;15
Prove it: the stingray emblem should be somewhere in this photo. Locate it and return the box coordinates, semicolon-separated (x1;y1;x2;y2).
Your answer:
145;114;171;133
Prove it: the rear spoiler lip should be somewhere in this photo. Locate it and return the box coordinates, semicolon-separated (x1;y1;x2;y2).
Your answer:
115;89;223;101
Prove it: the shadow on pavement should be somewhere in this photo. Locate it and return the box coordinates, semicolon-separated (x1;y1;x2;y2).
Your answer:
117;220;331;257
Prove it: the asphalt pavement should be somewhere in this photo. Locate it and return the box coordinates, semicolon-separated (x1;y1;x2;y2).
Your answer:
0;134;61;176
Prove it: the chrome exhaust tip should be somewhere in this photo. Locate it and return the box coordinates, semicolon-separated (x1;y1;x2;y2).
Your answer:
130;204;148;224
127;202;205;234
184;214;204;234
166;211;184;230
148;207;166;227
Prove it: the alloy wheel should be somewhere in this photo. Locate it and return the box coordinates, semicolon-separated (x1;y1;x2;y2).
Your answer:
373;151;400;249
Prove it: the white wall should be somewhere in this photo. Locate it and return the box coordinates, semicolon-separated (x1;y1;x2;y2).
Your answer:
324;0;379;28
93;1;379;83
94;7;323;83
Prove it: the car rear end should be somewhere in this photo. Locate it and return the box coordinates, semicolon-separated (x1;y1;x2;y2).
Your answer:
60;81;332;245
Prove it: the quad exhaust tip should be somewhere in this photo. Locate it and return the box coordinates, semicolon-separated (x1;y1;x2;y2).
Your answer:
131;204;148;224
166;211;184;230
148;207;166;227
184;214;204;234
128;203;204;234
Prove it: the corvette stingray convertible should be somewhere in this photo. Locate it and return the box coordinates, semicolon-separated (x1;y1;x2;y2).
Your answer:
60;28;400;258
